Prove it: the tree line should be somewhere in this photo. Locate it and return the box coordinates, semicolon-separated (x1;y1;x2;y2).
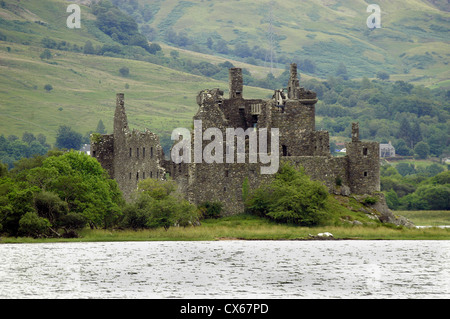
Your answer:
381;163;449;210
0;120;107;169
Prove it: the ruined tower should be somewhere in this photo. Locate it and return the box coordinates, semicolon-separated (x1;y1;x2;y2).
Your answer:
346;123;380;194
229;68;243;99
91;93;166;199
287;63;300;99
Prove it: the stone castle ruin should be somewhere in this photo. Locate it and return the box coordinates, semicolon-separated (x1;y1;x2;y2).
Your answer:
92;64;380;215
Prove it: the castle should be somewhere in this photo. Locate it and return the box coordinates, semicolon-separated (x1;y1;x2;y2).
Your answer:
91;64;380;215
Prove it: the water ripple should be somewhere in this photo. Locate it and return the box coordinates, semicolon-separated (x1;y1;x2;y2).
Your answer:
0;240;448;298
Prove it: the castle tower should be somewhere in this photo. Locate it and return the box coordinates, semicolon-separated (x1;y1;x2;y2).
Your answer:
114;93;129;137
351;122;359;142
346;122;380;194
287;63;300;99
229;68;243;99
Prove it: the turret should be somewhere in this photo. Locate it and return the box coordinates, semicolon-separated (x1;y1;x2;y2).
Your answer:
352;122;359;142
229;68;243;99
287;63;300;99
114;93;129;137
346;122;380;194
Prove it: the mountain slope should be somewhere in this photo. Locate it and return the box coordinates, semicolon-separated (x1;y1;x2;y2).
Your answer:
0;0;271;146
136;0;449;86
0;0;448;158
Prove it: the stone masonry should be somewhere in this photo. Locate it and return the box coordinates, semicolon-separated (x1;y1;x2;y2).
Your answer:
92;64;380;214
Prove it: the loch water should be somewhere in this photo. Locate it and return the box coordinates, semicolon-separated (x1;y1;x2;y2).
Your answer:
0;240;448;298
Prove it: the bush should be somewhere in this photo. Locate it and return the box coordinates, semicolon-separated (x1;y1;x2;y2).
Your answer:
414;141;430;159
122;178;199;230
198;201;222;219
55;125;83;150
245;163;330;226
363;196;378;205
119;67;129;77
59;212;86;232
18;211;50;238
40;49;52;60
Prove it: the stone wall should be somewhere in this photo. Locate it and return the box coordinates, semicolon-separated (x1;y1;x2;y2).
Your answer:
113;130;165;199
91;134;114;179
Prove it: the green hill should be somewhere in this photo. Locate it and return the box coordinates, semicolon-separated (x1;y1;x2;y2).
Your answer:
0;0;448;156
131;0;449;87
0;0;270;147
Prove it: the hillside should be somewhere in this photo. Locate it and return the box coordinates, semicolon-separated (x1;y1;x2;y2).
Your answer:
0;0;271;147
0;0;448;160
124;0;450;87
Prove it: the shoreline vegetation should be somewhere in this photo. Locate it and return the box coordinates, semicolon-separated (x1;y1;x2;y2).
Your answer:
1;151;448;244
1;211;449;243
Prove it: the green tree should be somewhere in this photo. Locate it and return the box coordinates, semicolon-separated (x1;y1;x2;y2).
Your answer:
245;163;330;226
397;118;413;148
44;84;53;92
335;62;348;80
385;189;400;210
40;48;52;60
396;163;416;176
95;119;107;134
416;185;450;210
55;125;83;150
83;40;95;54
123;178;198;230
0;162;7;177
21;132;36;144
34;191;68;225
18;211;50;238
28;151;123;229
414;141;430;159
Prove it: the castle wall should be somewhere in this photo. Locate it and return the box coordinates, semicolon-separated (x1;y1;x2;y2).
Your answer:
186;161;271;215
113;130;165;199
345;140;380;194
91;134;114;179
182;155;351;216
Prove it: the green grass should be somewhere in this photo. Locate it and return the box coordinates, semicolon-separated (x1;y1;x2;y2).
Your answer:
396;210;450;227
2;212;449;243
0;41;271;146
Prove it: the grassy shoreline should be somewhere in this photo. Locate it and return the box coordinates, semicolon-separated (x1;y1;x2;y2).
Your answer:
1;212;449;243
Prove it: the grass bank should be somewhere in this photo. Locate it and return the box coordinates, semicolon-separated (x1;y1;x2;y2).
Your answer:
395;210;450;227
1;213;449;243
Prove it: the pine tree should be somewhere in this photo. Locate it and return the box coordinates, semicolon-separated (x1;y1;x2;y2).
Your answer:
96;120;107;134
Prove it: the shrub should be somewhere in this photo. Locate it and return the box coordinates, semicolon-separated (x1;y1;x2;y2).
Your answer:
119;67;129;77
363;196;378;205
59;212;86;232
198;201;222;219
245;163;330;226
122;178;199;230
18;211;50;238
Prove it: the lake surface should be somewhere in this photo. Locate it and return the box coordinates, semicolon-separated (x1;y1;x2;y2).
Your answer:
0;240;448;299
